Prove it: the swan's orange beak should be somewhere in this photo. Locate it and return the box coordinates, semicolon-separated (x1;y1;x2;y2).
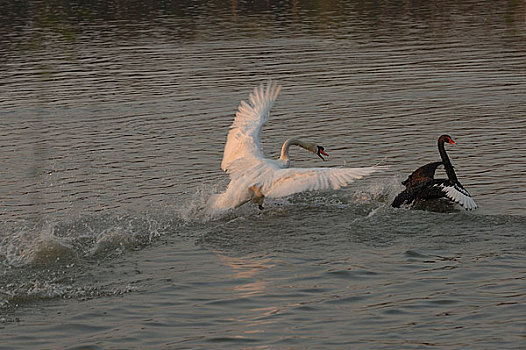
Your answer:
449;139;456;146
317;148;329;161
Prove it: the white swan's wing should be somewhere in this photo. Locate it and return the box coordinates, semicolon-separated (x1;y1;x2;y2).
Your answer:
263;166;385;198
221;81;282;174
438;182;477;210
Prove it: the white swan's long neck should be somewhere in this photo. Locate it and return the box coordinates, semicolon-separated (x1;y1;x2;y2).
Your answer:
279;138;316;167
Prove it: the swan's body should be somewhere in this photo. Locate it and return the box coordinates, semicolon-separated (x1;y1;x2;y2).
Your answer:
208;81;384;211
392;135;477;210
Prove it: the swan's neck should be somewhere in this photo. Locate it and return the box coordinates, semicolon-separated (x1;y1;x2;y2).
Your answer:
279;138;313;167
438;139;458;182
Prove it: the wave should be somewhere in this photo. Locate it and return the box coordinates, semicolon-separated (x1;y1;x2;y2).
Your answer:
0;212;179;312
0;212;180;270
0;182;231;273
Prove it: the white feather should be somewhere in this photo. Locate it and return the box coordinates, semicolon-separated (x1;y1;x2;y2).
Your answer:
221;81;281;174
265;167;383;198
438;183;477;210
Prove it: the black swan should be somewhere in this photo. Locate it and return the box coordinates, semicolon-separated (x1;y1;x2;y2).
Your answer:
392;135;477;210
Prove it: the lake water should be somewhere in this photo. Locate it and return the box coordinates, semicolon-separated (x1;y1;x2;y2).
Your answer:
1;1;525;349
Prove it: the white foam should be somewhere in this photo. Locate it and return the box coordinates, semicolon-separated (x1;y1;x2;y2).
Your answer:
0;211;180;270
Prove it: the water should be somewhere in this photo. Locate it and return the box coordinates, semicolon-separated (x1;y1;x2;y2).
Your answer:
1;0;525;348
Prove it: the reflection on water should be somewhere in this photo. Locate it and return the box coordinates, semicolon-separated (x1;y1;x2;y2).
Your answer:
216;252;275;297
1;1;525;349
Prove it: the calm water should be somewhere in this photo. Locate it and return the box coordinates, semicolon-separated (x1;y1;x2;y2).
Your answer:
1;0;525;349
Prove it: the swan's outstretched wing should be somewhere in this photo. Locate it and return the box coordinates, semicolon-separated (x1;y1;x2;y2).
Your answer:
437;182;477;210
263;166;386;198
402;161;442;186
221;81;282;174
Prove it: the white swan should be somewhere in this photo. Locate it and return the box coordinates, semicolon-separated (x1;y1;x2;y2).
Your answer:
208;81;385;211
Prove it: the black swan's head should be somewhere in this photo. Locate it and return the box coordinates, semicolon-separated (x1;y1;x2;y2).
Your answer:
439;134;456;146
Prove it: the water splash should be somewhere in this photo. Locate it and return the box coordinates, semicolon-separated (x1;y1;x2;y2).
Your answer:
183;177;403;223
350;176;402;218
352;176;402;205
175;181;240;223
0;182;237;273
0;212;181;271
0;212;174;310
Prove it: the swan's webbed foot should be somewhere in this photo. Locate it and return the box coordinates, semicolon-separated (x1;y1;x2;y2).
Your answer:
250;185;265;211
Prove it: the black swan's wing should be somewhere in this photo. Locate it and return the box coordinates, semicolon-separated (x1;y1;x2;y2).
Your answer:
392;178;438;208
435;180;477;210
402;162;443;187
393;162;442;208
391;188;415;207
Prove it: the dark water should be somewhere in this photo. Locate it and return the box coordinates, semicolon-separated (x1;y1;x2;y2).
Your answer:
1;1;525;349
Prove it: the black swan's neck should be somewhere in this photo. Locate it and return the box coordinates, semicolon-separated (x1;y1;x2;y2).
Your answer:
438;139;458;182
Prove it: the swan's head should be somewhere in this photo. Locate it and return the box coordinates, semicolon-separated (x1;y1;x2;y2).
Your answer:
316;145;329;161
282;139;329;162
439;134;456;146
301;142;328;160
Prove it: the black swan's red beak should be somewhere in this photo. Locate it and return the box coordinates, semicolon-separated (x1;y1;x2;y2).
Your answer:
317;146;329;161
